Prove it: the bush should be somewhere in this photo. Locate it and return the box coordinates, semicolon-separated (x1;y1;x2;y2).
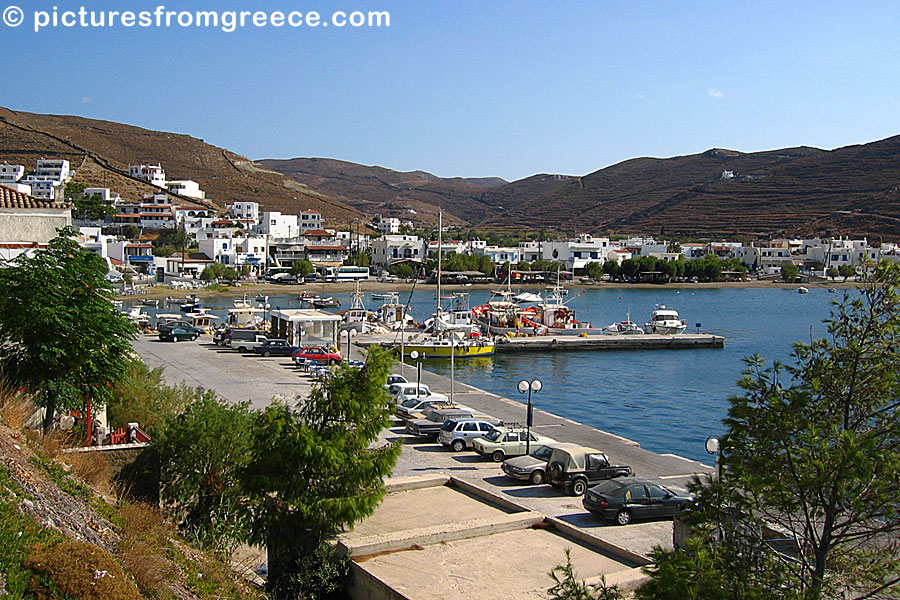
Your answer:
107;361;198;437
24;539;141;600
268;543;351;600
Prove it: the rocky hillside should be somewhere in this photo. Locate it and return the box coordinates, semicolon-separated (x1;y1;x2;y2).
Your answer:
475;141;900;239
0;414;262;599
258;156;507;227
0;107;362;223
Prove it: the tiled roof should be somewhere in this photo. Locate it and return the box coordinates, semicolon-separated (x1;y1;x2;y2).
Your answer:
0;184;72;209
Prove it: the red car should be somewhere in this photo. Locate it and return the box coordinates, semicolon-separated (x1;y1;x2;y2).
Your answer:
292;346;343;365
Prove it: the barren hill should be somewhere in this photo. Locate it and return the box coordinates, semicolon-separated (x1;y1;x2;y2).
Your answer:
257;157;507;226
476;140;900;239
0;107;362;223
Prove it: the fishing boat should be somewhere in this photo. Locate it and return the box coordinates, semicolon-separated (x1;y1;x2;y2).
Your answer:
395;211;494;358
140;298;159;307
374;292;416;330
121;306;151;328
602;310;645;335
517;285;608;335
798;286;809;294
177;294;202;312
644;305;687;335
311;297;340;309
339;280;377;333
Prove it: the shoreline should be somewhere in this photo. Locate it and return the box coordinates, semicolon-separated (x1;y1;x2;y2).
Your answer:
118;278;861;300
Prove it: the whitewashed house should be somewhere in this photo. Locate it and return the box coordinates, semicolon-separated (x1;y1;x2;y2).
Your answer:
370;235;426;267
166;179;205;200
128;164;167;187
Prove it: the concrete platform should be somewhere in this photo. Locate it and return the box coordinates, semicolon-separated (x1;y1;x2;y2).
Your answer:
495;333;724;351
340;476;646;600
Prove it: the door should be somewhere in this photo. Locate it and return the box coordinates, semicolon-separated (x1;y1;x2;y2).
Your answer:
461;421;479;442
623;484;651;519
647;484;678;517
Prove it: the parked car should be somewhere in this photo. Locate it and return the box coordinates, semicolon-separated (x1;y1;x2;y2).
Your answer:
582;478;694;525
394;394;451;420
158;326;200;342
501;443;568;485
228;333;270;353
406;409;493;438
292;346;342;365
437;417;503;451
384;374;409;390
253;339;299;357
217;327;267;348
545;444;633;496
472;427;557;462
388;382;432;399
158;320;202;335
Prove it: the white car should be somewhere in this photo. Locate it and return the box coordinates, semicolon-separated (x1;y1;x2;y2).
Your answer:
473;427;557;462
384;374;409;391
394;394;453;419
388;382;432;399
438;418;502;451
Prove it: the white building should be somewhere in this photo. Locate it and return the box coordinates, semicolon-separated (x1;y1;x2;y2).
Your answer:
299;211;324;233
20;159;72;201
260;211;300;238
34;159;71;181
128;164;167;187
475;245;520;265
114;193;177;229
107;241;155;273
518;241;542;262
0;185;72;245
0;163;24;184
166;179;205;200
373;217;401;234
370;234;426;267
82;187;121;203
226;201;260;227
542;234;611;271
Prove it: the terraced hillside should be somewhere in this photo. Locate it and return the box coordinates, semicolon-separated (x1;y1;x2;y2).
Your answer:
0;107;361;222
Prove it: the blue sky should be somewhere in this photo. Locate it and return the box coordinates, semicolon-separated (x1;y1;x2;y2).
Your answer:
1;0;899;181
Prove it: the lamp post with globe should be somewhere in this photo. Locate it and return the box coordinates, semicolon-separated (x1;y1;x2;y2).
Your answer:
517;378;542;455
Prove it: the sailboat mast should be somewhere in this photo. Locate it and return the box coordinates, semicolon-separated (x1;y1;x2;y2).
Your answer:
436;211;442;317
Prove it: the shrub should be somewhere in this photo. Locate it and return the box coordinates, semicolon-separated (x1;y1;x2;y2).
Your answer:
24;539;141;600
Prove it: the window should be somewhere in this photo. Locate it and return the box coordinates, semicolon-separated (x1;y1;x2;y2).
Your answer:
463;422;478;432
506;432;520;442
628;485;649;500
648;485;669;499
479;422;494;431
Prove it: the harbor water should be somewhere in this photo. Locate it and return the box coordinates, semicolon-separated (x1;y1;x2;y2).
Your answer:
134;285;844;464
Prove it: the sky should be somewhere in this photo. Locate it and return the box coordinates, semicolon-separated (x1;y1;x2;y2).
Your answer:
1;0;899;181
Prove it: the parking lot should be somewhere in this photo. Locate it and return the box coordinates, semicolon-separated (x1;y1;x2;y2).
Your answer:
132;332;713;556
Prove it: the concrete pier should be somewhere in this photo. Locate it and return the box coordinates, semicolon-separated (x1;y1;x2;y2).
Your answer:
495;333;724;351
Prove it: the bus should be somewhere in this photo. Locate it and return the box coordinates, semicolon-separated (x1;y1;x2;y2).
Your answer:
332;266;370;281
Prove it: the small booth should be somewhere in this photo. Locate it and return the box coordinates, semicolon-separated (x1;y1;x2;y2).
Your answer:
270;308;342;346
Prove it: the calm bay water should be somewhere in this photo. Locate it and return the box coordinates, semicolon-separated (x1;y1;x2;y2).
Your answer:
136;286;843;464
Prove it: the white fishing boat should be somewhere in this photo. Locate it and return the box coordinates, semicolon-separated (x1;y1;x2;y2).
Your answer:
374;292;416;330
798;286;809;294
340;280;378;333
518;285;608;335
644;305;687;335
602;310;645;335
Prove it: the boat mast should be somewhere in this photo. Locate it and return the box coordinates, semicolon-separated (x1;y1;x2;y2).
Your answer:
436;210;442;322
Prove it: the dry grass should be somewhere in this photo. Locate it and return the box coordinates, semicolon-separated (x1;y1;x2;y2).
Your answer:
63;451;113;496
116;502;176;598
0;388;36;430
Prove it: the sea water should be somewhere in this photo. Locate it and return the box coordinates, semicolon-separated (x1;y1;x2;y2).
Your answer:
137;286;843;464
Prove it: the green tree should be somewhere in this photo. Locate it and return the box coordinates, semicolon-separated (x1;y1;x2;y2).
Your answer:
290;259;314;277
827;266;839;280
121;224;140;240
242;347;401;594
157;394;255;554
584;262;605;280
602;260;620;279
73;194;114;221
0;227;136;432
656;264;900;599
781;262;799;282
838;264;855;282
108;360;197;437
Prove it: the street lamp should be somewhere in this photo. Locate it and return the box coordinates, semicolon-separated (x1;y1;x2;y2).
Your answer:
517;378;542;455
410;350;425;396
705;435;722;480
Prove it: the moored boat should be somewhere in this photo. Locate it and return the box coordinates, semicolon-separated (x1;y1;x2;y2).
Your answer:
644;305;687;335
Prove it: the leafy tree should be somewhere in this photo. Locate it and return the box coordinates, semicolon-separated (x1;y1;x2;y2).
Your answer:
584;262;605;280
242;346;401;593
0;227;136;432
121;224;140;240
656;263;900;599
838;264;855;282
157;394;255;554
108;360;197;437
290;259;314;277
781;261;799;282
73;194;114;221
200;262;238;282
827;267;839;280
602;260;620;279
388;262;417;278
